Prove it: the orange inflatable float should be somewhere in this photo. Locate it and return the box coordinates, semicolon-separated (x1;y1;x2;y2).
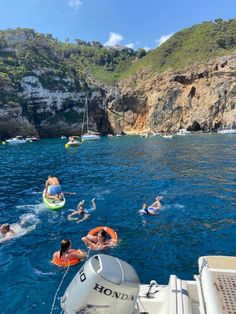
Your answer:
88;226;118;244
51;249;81;267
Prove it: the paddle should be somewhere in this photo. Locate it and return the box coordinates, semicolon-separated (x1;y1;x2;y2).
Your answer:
34;191;77;195
62;192;77;195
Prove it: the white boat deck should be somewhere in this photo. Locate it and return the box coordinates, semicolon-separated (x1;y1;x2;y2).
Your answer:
135;256;236;314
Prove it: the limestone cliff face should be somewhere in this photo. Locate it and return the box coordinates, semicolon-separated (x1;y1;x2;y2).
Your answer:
0;70;112;138
1;53;236;138
107;54;236;133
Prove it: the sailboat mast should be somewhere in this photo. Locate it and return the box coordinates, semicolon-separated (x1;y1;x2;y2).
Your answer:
81;97;86;135
86;96;89;133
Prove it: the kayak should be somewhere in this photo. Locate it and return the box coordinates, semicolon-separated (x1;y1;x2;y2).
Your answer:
43;190;65;210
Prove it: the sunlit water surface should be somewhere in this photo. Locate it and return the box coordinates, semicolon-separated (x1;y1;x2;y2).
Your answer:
0;134;235;313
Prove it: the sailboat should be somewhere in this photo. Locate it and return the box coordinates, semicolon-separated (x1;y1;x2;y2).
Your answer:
81;97;101;142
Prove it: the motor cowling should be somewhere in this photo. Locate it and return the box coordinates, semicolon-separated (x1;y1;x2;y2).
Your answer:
61;254;140;314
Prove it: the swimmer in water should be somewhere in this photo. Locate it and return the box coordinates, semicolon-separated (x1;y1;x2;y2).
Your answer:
82;229;116;250
67;198;96;223
53;239;87;261
0;223;15;242
142;196;163;215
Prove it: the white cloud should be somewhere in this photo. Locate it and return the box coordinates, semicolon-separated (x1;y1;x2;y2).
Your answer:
155;33;173;46
125;43;135;49
68;0;82;10
143;46;151;52
104;32;124;47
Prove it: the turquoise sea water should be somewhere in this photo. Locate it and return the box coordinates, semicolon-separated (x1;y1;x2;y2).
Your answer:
0;134;236;313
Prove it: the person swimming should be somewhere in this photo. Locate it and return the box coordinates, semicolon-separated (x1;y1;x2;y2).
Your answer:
68;199;96;223
0;215;39;244
0;223;15;242
53;239;87;262
142;196;163;215
82;229;115;250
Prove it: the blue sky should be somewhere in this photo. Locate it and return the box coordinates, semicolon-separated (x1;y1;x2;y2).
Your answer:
0;0;235;50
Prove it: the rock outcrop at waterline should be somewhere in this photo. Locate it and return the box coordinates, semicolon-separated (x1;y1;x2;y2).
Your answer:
106;54;236;134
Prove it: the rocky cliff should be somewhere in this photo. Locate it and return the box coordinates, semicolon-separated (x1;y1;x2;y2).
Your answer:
1;24;236;138
106;54;236;133
0;72;111;138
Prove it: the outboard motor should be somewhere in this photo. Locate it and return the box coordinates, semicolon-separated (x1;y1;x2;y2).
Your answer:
61;254;140;314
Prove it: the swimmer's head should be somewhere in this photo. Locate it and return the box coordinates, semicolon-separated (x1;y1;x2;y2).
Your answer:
0;223;10;234
77;204;84;213
60;239;71;257
98;229;107;242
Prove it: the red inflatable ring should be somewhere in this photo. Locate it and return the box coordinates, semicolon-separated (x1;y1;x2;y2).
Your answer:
51;249;81;267
88;226;118;244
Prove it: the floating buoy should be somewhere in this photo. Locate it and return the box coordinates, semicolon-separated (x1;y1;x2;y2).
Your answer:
65;143;69;148
52;249;81;267
88;226;118;243
2;141;6;145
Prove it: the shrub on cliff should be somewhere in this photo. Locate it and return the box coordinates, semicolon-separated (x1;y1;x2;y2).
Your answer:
125;18;236;76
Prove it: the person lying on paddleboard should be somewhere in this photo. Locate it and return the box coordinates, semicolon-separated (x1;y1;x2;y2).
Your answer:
45;175;63;200
82;229;115;250
67;199;96;223
0;223;15;242
53;239;87;261
142;196;163;215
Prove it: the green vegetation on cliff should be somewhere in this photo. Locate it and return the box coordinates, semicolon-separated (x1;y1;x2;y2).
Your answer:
124;18;236;76
0;18;236;94
0;28;136;92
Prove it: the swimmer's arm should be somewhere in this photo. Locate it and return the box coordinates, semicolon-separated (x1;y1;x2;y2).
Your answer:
53;251;59;258
70;250;87;260
68;210;79;218
150;199;162;209
82;235;97;249
76;213;89;224
0;233;13;243
104;239;117;247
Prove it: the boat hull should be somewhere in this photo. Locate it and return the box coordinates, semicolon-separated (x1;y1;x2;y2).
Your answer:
217;129;236;134
66;141;80;147
82;134;101;141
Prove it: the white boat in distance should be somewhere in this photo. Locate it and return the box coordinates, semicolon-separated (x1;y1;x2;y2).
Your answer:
6;136;27;144
82;133;101;141
217;127;236;134
26;136;40;142
176;128;191;135
81;97;101;142
61;254;236;314
162;134;173;139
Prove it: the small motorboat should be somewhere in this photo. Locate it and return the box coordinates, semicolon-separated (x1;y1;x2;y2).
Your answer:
176;129;191;135
65;136;81;147
6;136;27;144
217;127;236;134
26;136;40;142
162;134;173;139
61;135;67;139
